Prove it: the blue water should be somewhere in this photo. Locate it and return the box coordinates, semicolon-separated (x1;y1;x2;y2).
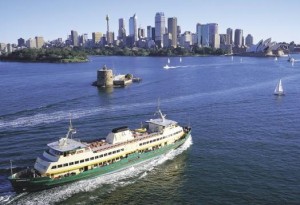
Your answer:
0;55;300;204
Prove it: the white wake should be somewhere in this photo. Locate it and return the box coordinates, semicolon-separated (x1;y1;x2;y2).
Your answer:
8;136;193;205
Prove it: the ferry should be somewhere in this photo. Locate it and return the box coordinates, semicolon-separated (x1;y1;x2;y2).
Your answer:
8;108;191;193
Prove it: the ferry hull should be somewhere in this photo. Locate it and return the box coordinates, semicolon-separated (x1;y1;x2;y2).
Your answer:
9;131;191;193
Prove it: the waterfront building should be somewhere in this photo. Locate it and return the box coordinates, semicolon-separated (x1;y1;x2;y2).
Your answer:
26;38;36;48
180;31;192;48
246;38;286;56
107;32;114;45
129;14;138;42
177;25;181;37
245;34;253;47
138;27;145;39
234;29;243;47
208;23;219;48
163;33;172;48
6;44;12;53
71;30;79;46
118;18;126;41
18;38;25;47
196;23;202;46
92;32;102;45
0;43;6;51
35;36;44;49
220;34;227;46
147;26;152;40
155;12;166;48
226;28;233;45
168;17;177;48
201;24;209;47
151;28;155;41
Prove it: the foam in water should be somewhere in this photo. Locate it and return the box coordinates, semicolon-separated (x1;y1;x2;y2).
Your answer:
7;136;192;205
0;101;154;129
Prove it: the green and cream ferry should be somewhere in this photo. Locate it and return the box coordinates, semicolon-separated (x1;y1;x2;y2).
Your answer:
8;108;191;193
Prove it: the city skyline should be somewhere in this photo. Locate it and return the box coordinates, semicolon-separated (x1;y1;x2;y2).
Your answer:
1;0;299;44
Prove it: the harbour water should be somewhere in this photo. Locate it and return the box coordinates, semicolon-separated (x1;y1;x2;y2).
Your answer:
0;55;300;204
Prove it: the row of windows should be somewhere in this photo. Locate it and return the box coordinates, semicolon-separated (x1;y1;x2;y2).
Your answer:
51;148;124;169
139;131;181;146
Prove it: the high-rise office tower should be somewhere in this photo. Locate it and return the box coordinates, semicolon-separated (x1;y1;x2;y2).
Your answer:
71;30;79;46
92;32;102;45
168;17;177;48
234;29;243;47
26;38;36;48
18;38;25;47
219;34;228;46
177;25;181;37
155;12;166;47
118;18;126;40
245;34;253;47
35;36;44;49
138;27;145;39
208;23;219;48
226;28;233;45
147;26;152;40
196;23;202;46
151;28;155;41
129;14;138;42
201;24;210;47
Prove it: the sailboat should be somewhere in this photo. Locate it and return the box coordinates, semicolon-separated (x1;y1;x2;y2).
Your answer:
274;57;278;61
274;79;284;96
163;58;171;69
179;57;182;63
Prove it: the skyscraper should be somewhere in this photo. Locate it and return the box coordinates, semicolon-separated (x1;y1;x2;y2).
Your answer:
196;23;202;46
234;29;243;47
208;23;219;48
155;12;166;47
18;38;25;47
201;24;210;47
118;18;126;41
168;17;177;48
151;28;155;41
147;26;152;40
138;27;145;39
129;14;138;42
226;28;233;45
92;32;102;45
71;30;79;46
245;34;253;47
35;36;44;49
26;38;36;48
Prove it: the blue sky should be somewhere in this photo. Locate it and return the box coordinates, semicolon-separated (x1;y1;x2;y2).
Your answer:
1;0;299;44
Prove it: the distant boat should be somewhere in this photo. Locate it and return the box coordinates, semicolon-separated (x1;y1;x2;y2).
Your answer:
231;56;233;61
168;58;170;64
274;79;284;96
287;55;295;63
240;58;243;63
274;57;278;61
163;64;170;69
179;57;182;63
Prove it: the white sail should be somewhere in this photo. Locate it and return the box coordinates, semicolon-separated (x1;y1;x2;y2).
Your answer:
274;79;284;95
168;58;170;64
180;57;182;63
